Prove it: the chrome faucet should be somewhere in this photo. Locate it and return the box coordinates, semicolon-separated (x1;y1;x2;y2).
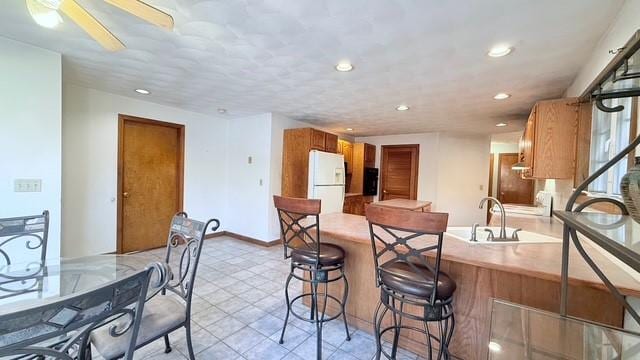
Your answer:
478;197;507;240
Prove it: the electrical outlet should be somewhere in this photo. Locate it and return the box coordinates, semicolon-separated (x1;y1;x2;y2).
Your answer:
479;184;484;191
14;179;42;192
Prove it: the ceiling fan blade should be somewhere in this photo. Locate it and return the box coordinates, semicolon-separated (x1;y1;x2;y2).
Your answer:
59;0;125;51
105;0;174;30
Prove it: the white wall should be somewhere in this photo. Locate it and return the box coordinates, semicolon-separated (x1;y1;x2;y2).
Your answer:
435;134;491;225
566;0;640;97
0;37;62;261
224;113;310;242
356;132;491;226
62;84;227;257
224;114;272;241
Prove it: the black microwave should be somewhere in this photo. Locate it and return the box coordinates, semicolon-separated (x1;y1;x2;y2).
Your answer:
363;167;379;196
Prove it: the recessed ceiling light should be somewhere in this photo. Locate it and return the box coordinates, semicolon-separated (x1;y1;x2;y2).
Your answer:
488;45;513;58
495;122;508;127
134;88;150;95
488;341;502;353
493;93;511;100
396;104;410;111
335;62;354;72
345;128;353;131
217;108;227;114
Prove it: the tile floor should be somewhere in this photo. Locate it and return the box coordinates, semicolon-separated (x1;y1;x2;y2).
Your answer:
106;236;423;360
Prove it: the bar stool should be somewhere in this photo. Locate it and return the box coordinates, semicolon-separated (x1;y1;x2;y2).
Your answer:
273;196;351;359
366;205;456;360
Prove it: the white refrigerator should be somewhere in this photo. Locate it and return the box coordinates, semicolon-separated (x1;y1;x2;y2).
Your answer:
308;150;345;214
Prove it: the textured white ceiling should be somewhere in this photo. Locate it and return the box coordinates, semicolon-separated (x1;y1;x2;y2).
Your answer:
0;0;624;136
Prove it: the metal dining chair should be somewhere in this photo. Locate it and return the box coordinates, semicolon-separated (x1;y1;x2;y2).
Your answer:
0;265;153;360
0;211;49;301
0;210;49;266
90;212;220;360
366;205;455;360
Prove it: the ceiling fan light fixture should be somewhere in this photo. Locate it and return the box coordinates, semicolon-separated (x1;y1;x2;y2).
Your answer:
26;0;63;28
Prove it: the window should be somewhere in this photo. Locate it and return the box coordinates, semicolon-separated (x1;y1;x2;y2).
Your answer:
588;97;635;195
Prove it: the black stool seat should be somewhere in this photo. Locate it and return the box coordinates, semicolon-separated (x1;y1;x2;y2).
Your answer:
380;260;456;300
292;243;345;266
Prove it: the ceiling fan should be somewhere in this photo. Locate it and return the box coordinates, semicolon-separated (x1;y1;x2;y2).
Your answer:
26;0;174;51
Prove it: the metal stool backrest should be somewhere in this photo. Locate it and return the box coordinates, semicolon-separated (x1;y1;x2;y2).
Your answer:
0;210;49;267
273;196;321;266
366;205;449;305
163;212;220;309
0;266;154;360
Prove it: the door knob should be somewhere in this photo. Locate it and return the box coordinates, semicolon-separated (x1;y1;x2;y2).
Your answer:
383;190;388;193
123;192;130;198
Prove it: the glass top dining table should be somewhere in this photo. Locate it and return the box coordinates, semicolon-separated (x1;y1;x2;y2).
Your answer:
0;254;169;316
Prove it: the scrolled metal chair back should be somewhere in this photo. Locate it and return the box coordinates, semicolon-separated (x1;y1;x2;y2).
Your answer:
0;210;49;268
163;212;220;303
273;196;321;265
366;205;449;305
0;266;153;360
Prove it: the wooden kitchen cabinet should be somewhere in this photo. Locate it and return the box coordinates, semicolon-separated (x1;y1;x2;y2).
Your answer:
519;98;579;179
325;133;338;153
281;127;340;198
364;143;376;168
311;129;326;150
352;143;376;194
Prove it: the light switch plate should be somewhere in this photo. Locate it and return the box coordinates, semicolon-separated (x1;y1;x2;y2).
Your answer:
14;179;42;192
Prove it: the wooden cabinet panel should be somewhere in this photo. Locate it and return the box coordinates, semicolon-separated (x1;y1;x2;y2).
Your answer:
282;128;311;198
519;98;578;180
338;140;353;172
325;133;338;153
532;99;578;179
343;195;364;215
364;143;376;168
311;129;326;150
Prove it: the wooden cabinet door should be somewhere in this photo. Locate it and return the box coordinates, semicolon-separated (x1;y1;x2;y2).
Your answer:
325;133;338;153
532;99;578;179
364;143;376;167
311;129;326;150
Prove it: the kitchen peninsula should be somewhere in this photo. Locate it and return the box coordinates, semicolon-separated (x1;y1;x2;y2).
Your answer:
312;212;640;359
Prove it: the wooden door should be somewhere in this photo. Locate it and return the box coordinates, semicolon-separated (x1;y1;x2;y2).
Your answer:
380;145;419;200
497;153;533;205
117;115;184;253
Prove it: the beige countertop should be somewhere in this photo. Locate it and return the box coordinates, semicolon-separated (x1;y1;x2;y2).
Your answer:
319;212;640;296
344;192;363;197
372;199;432;211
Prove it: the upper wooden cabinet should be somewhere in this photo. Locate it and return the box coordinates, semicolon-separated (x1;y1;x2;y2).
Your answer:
519;98;579;179
311;129;326;150
325;133;338;153
282;128;340;198
364;143;376;168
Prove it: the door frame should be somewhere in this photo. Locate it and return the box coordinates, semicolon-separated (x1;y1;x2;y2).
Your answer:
116;114;185;254
497;152;534;205
380;144;420;200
